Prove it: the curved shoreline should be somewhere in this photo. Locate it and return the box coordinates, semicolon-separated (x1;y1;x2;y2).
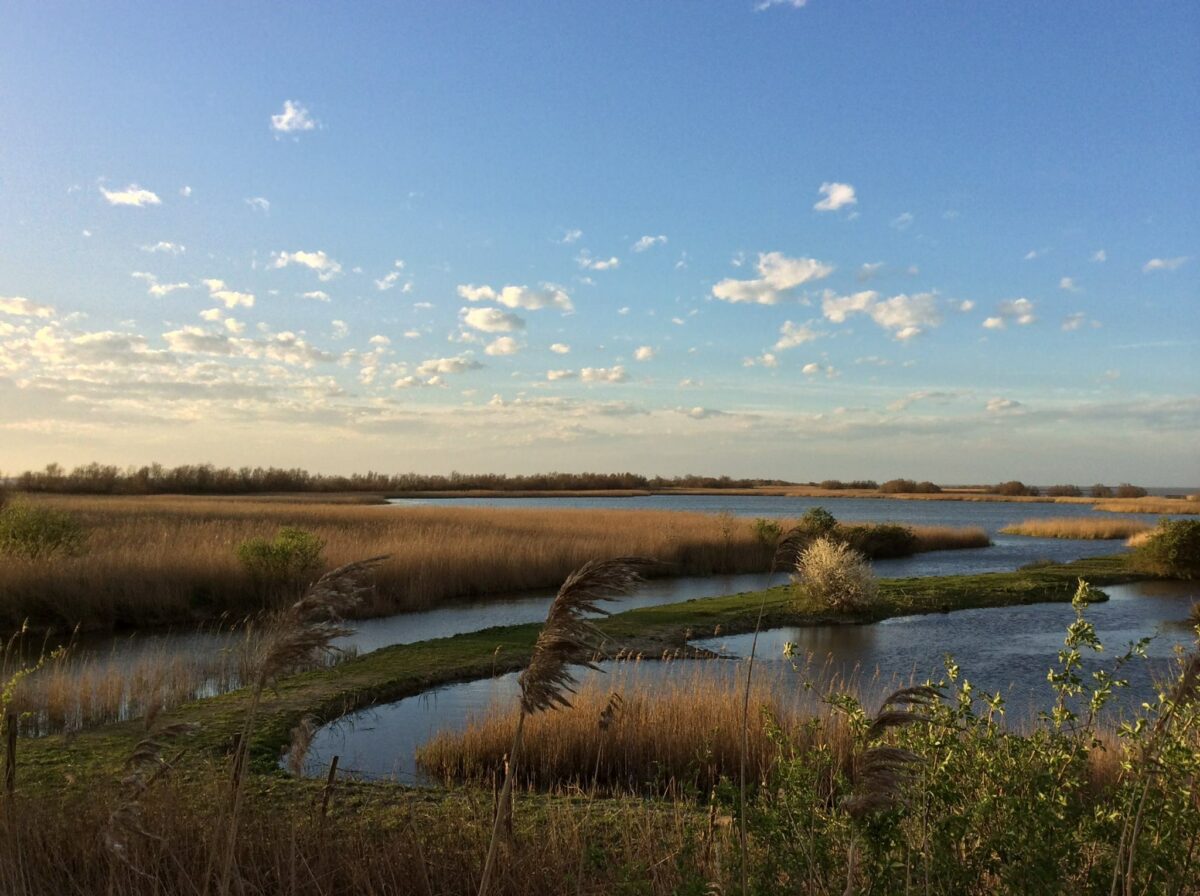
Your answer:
18;555;1158;790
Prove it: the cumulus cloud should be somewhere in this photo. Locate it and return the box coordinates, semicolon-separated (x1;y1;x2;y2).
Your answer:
100;184;161;207
416;355;483;376
202;279;255;309
1143;256;1189;272
774;320;822;350
245;197;270;213
958;300;975;312
1091;249;1107;263
743;353;778;368
547;369;576;381
632;234;667;252
331;320;349;339
271;100;317;134
140;241;184;254
485;336;520;356
272;250;342;281
461;307;525;333
375;260;408;291
557;228;583;244
813;182;856;211
712;252;834;305
857;262;884;281
457;283;573;312
549;343;571;354
303;290;331;302
131;272;189;297
581;365;628;383
1062;312;1100;332
890;212;914;230
577;251;620;271
821;290;941;340
994;297;1036;326
1059;276;1080;292
982;317;1005;330
0;296;56;318
633;345;656;361
756;0;807;10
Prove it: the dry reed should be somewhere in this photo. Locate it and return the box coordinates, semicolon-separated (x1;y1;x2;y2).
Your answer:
1001;517;1154;540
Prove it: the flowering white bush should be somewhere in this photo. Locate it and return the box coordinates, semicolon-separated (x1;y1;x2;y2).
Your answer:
793;536;876;611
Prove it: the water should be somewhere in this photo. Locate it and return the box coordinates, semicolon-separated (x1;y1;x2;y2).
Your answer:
297;580;1198;784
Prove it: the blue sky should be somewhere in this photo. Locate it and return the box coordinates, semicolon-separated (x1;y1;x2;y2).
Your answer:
1;1;1197;483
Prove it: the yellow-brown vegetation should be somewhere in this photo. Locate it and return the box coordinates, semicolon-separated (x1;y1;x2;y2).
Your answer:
1001;517;1154;540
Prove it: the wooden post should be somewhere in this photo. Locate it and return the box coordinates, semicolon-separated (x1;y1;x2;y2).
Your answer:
5;713;16;795
319;755;339;819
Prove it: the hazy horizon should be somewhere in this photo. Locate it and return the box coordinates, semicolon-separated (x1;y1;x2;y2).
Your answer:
2;3;1197;483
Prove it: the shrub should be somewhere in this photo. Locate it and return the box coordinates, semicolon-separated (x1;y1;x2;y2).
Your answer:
751;517;783;548
793;537;876;611
1115;483;1148;498
0;500;87;560
818;480;878;490
236;527;325;587
880;479;941;494
797;507;838;539
1091;483;1113;498
1131;519;1200;579
991;480;1040;497
1045;484;1083;497
837;523;918;559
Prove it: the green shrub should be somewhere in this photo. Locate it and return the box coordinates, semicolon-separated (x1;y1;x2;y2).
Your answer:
751;517;783;549
0;500;87;560
1091;483;1113;498
992;480;1039;496
236;527;325;586
1132;519;1200;578
1115;482;1148;498
837;523;917;559
1045;484;1083;497
797;507;838;539
793;537;876;611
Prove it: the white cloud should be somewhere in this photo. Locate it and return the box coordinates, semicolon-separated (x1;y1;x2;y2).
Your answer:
822;290;878;323
774;320;822;350
996;297;1036;326
982;317;1005;330
801;362;821;375
633;345;655;361
756;0;806;9
617;306;630;315
457;283;573;312
712;252;834;305
331;320;349;339
245;197;270;213
577;251;620;271
581;365;628;383
1143;256;1189;272
131;272;189;297
140;241;184;255
1059;276;1080;292
179;186;192;198
271;100;317;134
461;307;525;333
890;212;914;231
369;335;391;346
485;336;520;356
547;369;576;381
1024;248;1048;261
813;182;856;211
743;353;778;368
0;296;56;318
272;250;343;281
100;184;161;207
558;228;583;244
632;235;667;252
821;290;941;340
1091;249;1107;263
374;260;408;291
986;397;1023;414
1062;312;1100;332
202;278;255;309
303;290;331;302
958;300;975;312
404;330;421;339
549;343;571;354
857;262;884;281
416;355;483;376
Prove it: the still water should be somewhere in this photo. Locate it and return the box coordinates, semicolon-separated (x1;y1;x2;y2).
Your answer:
298;580;1198;784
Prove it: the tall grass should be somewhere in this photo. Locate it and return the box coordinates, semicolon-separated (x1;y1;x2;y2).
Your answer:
0;496;991;633
1001;517;1154;540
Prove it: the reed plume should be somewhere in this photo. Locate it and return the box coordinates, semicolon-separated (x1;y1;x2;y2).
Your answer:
842;685;941;819
478;557;651;896
105;721;196;859
213;555;386;896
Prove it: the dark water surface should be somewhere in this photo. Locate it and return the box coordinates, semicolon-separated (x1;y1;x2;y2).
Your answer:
298;580;1198;784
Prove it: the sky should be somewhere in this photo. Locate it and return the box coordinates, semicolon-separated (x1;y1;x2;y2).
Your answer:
1;2;1198;484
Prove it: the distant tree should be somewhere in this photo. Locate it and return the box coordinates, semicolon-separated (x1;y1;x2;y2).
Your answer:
1091;484;1113;498
1115;483;1148;498
1045;485;1083;497
992;481;1040;497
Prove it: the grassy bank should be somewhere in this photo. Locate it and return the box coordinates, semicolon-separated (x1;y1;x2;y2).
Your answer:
0;495;987;634
1001;517;1154;539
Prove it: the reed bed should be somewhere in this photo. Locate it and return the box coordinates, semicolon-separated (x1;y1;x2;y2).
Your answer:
877;523;990;551
1001;517;1155;540
418;659;860;795
0;496;989;633
1093;498;1200;515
